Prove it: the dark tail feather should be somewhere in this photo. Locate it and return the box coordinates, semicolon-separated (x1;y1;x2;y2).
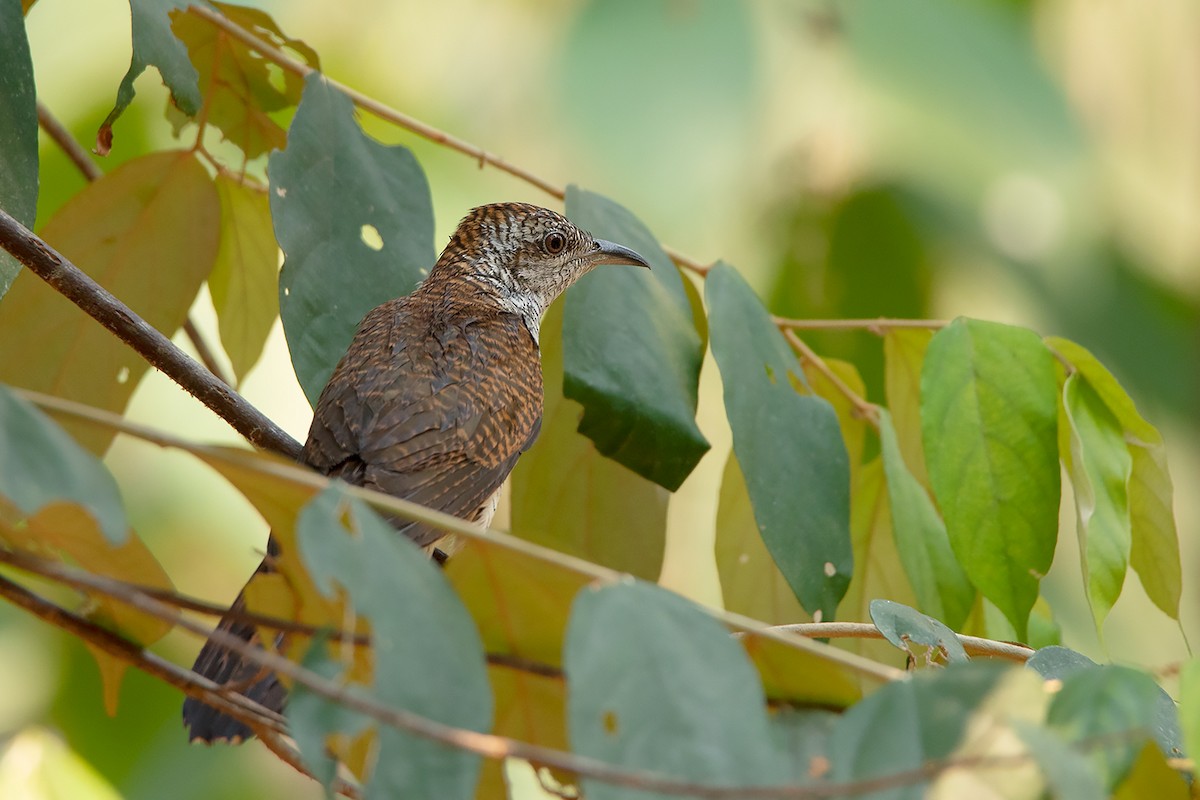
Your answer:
183;595;287;743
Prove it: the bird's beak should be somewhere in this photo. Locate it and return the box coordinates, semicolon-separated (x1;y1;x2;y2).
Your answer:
592;239;652;269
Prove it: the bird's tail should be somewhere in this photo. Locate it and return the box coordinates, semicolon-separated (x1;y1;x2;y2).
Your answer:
182;592;286;743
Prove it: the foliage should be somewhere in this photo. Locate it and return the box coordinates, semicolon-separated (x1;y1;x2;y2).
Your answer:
0;2;1195;799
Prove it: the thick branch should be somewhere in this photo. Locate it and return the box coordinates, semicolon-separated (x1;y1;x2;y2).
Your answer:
0;209;302;460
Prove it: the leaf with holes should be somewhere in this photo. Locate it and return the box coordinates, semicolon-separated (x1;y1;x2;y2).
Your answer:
566;581;785;799
510;303;667;578
271;74;434;406
0;151;219;453
1047;336;1181;620
921;318;1059;640
706;262;851;622
562;187;709;491
170;3;319;160
0;0;37;297
209;175;278;384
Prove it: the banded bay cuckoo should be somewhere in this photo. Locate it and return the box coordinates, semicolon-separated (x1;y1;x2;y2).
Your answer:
183;202;649;742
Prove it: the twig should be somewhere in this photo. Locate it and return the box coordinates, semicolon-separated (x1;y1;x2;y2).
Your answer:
18;386;904;686
768;622;1035;663
182;318;234;387
0;571;284;734
37;101;236;388
773;317;948;334
0;209;303;461
782;328;879;426
37;101;102;181
0;548;1076;799
184;5;715;279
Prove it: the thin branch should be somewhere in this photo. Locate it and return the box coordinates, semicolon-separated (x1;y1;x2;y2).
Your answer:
783;328;880;427
37;101;237;389
773;317;948;334
0;210;303;461
18;386;903;687
0;547;1076;800
37;101;102;181
182;317;234;388
184;5;715;279
769;622;1036;663
0;571;285;734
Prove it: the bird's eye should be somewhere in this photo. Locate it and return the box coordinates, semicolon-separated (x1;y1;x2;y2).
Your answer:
543;231;567;255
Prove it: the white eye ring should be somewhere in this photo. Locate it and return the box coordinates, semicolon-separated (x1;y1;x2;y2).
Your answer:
544;231;566;255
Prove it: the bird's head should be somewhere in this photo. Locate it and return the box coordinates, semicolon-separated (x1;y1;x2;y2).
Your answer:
434;202;650;339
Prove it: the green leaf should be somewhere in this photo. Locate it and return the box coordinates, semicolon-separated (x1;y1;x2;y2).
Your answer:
271;73;434;406
706;263;851;621
1047;336;1181;620
0;151;220;454
296;485;491;798
562;187;709;491
565;581;784;799
98;0;205;153
0;385;127;544
829;662;1012;799
1011;721;1106;800
869;599;968;665
1045;666;1170;789
170;3;319;160
209;175;279;385
714;454;806;625
884;328;934;486
0;0;37;297
1060;373;1132;628
878;408;973;629
287;636;370;795
921;318;1059;640
510;303;667;578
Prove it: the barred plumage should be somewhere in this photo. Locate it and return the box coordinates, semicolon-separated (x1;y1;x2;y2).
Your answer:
183;202;648;743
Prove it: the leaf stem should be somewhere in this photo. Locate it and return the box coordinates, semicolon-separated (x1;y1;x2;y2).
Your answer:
773;317;948;334
782;328;880;427
184;5;715;279
768;622;1035;662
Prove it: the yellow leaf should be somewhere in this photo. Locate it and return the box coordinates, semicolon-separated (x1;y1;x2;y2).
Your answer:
0;502;173;709
210;175;279;385
714;453;808;625
0;151;219;453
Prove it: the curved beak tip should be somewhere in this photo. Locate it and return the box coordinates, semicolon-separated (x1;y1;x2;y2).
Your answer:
593;239;652;269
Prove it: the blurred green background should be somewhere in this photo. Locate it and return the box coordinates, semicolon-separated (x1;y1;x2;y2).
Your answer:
4;0;1198;797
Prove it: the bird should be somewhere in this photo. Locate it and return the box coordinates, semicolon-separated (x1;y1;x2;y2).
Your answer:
182;202;650;743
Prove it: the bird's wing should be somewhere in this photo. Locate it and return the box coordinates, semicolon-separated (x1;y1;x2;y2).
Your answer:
303;299;543;548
